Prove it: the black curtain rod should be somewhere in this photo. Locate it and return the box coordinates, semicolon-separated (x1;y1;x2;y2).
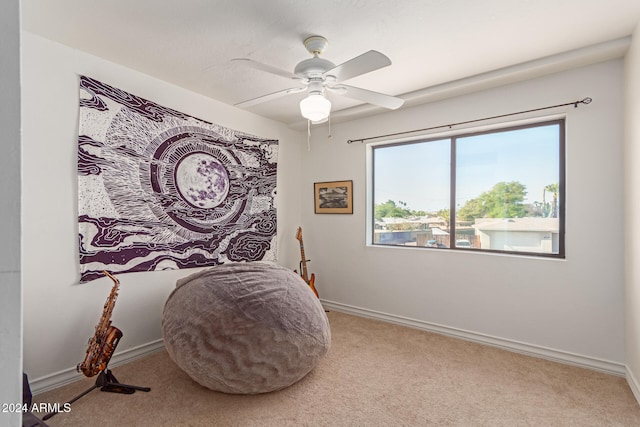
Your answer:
346;97;592;144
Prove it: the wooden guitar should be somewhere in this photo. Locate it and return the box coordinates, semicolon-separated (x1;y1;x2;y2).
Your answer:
295;226;319;298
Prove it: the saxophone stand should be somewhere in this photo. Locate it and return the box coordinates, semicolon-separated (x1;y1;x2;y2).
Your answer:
42;367;150;421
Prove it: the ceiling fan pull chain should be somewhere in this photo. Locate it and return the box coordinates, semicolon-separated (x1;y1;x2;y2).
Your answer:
327;115;333;141
307;119;311;151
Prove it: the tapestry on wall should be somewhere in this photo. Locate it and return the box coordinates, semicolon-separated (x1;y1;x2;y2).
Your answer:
77;76;278;283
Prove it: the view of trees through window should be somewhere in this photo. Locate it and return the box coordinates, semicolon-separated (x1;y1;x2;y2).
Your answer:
372;119;564;256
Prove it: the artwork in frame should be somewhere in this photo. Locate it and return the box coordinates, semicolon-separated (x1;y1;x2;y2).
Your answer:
314;180;353;214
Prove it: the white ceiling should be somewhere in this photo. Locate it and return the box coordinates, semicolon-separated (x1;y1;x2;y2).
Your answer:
21;0;640;128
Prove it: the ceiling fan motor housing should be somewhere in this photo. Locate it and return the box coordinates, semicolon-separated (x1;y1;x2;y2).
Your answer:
294;35;336;81
294;57;336;79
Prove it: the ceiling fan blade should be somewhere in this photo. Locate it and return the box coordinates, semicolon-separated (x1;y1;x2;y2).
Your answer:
232;58;301;80
235;87;306;108
339;85;404;110
324;50;391;83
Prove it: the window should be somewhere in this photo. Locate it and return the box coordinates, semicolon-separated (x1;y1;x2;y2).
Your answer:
371;119;565;257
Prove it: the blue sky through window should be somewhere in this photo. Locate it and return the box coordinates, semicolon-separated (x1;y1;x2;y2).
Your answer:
374;123;560;213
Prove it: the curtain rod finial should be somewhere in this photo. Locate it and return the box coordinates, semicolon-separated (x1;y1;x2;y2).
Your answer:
575;97;592;108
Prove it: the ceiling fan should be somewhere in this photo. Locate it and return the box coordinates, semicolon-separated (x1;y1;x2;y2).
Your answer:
232;35;404;123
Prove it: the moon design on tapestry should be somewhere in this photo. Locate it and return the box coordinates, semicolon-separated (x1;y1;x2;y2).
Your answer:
175;154;229;209
77;76;278;283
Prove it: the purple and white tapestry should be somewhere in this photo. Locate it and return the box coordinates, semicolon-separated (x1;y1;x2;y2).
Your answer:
77;76;278;283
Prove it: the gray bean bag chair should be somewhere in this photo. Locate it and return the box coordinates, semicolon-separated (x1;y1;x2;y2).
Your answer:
162;262;331;394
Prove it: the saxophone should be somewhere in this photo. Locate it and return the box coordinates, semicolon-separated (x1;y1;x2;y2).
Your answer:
77;271;123;377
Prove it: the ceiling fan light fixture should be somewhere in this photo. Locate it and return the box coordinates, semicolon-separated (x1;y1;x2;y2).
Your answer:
299;93;331;122
311;116;329;124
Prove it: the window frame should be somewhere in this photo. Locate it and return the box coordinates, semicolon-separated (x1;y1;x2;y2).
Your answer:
370;117;566;258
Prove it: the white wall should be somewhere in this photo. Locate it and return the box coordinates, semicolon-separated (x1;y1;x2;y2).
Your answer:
1;1;22;426
625;24;640;400
303;59;626;373
21;32;304;392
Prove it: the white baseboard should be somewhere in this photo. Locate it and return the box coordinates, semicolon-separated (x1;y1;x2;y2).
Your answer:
31;339;165;395
626;365;640;405
321;299;627;377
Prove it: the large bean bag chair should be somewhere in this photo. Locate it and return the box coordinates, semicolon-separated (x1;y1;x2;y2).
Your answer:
162;262;331;394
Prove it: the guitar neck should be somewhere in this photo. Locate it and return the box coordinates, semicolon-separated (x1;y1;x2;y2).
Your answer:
299;242;309;282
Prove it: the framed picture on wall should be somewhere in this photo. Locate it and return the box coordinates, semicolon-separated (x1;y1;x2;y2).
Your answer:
314;180;353;214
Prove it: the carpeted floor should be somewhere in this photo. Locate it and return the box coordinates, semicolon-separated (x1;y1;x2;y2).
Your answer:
33;311;640;426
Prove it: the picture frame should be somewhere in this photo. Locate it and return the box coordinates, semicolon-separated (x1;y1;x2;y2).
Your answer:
314;180;353;214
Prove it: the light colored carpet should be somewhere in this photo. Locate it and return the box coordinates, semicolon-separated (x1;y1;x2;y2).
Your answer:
33;311;640;426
